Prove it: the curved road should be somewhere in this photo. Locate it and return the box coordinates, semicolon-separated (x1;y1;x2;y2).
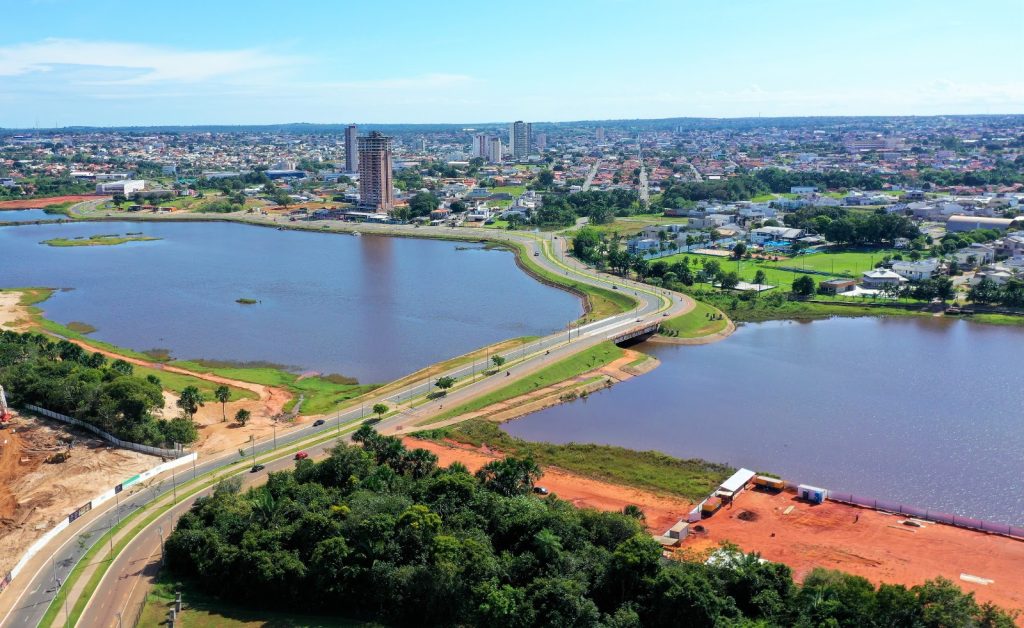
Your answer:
0;217;692;628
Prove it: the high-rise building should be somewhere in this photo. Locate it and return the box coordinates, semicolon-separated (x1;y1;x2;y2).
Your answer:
486;137;503;164
510;121;532;160
472;133;488;159
595;127;606;142
357;131;394;212
345;124;359;173
534;133;547;151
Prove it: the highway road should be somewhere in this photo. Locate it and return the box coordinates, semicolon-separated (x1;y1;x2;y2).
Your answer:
0;220;692;627
582;160;600;191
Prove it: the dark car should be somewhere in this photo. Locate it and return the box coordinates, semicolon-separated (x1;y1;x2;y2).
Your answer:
533;486;549;495
312;419;326;427
250;464;265;473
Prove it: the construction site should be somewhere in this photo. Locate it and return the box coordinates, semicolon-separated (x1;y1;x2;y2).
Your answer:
0;410;156;578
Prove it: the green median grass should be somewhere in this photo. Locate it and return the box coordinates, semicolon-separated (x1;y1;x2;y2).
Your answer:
415;419;733;502
660;300;729;338
424;341;624;424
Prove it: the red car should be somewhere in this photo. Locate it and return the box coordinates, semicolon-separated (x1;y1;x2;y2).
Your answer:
294;451;309;461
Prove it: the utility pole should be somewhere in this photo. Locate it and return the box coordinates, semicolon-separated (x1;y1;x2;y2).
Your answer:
250;435;256;468
171;466;177;502
272;423;277;451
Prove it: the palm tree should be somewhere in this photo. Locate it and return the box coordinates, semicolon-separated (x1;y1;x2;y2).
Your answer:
214;385;230;422
176;386;204;421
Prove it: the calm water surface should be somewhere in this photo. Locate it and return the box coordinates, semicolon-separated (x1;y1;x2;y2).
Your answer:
0;209;55;222
506;317;1024;524
0;221;581;382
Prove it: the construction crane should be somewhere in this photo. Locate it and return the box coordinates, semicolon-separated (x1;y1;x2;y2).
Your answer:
0;385;10;424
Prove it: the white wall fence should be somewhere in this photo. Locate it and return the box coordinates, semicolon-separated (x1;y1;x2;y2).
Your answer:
24;404;188;459
0;453;197;593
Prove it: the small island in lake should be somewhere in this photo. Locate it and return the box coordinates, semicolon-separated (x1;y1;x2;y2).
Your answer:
236;298;258;305
41;233;161;247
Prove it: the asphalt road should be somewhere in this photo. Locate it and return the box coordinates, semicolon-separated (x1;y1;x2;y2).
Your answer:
0;220;691;628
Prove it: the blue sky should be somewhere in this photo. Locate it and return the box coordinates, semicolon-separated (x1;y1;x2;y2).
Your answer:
1;0;1021;126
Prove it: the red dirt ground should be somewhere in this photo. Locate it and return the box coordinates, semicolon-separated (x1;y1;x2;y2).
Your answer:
0;195;99;209
683;489;1024;613
403;437;694;533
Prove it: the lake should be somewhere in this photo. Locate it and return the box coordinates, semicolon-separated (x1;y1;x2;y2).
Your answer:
0;209;57;222
0;220;581;382
505;317;1024;525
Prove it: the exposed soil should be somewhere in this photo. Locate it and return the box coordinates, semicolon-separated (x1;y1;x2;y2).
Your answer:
679;488;1024;612
404;436;694;534
0;413;156;576
0;291;30;330
0;195;100;209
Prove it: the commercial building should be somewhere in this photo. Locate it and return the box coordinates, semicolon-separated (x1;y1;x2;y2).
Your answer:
95;180;145;195
357;132;394;213
345;124;359;174
510;121;532;160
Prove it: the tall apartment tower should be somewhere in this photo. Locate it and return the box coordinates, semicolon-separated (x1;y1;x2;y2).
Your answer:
510;121;532;160
486;137;503;164
357;131;394;212
472;133;488;159
345;124;359;173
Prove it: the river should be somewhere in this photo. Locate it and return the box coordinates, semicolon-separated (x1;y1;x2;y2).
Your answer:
0;220;582;382
505;317;1024;525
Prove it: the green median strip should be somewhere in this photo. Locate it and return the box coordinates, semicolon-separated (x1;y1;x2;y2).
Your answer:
424;341;624;424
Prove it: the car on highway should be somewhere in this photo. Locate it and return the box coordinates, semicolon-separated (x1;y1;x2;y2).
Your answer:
534;251;539;256
294;451;309;460
612;285;618;290
312;419;326;427
250;464;265;473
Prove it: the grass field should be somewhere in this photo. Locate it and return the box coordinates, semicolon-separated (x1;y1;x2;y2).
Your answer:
765;248;901;278
132;364;257;402
171;360;378;415
660;300;729;337
40;234;161;247
425;341;624;423
415;419;733;501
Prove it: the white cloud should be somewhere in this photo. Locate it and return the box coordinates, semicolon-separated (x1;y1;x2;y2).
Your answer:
0;38;299;84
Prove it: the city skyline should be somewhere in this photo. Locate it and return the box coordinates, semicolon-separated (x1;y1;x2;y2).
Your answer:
1;0;1021;127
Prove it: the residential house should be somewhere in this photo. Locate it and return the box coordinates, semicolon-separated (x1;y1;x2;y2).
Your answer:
953;243;996;267
750;226;803;245
861;269;907;288
891;259;940;281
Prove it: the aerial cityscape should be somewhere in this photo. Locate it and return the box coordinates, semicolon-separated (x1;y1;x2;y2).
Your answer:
0;1;1022;627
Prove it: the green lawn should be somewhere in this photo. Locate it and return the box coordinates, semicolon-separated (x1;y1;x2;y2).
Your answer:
661;300;729;338
425;341;624;423
415;420;733;502
766;248;900;278
132;364;257;402
490;185;526;197
171;361;378;415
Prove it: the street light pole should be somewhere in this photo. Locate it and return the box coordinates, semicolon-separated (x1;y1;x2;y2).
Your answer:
272;423;277;451
250;435;256;468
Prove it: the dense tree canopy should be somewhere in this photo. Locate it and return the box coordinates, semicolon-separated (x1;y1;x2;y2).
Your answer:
0;330;197;446
164;428;1016;627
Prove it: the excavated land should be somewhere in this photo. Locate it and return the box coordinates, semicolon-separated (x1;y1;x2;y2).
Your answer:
0;195;99;209
679;488;1024;612
0;413;156;576
404;436;694;534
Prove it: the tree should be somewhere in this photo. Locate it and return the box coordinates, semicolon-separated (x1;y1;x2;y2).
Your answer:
234;408;251;426
536;170;554;187
792;275;816;297
372;403;388;419
435;376;456;395
475;456;542;496
717;271;740;291
408;192;440;218
752;270;767;289
110;359;134;376
732;242;747;260
111;193;127;208
177;385;204;421
491;355;506;368
214;385;230;422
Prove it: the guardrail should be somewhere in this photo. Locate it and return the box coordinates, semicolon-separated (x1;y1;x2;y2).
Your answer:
24;405;188;459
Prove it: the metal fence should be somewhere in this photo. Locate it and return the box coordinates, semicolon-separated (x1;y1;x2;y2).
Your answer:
826;491;1024;539
24;404;188;458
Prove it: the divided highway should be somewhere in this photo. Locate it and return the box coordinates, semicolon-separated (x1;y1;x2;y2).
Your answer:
0;222;692;628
